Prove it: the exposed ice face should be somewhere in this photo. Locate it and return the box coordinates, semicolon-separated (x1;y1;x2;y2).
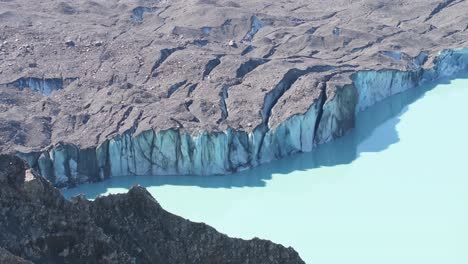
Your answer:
242;16;264;42
413;52;429;67
18;48;468;187
379;51;402;60
353;70;423;113
131;7;153;23
241;45;256;56
434;48;468;77
7;77;76;96
356;48;468;114
332;27;341;36
201;27;212;35
315;84;358;145
193;39;209;47
259;98;323;162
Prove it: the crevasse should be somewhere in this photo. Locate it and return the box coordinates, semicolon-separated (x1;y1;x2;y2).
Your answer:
17;48;468;187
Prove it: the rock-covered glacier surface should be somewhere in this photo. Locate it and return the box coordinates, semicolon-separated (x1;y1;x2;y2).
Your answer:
16;49;468;187
0;0;467;186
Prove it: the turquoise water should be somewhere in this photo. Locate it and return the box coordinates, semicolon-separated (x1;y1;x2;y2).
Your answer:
64;75;468;264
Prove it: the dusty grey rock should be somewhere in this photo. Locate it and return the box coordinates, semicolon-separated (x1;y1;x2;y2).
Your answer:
0;247;32;264
0;154;305;264
0;0;467;185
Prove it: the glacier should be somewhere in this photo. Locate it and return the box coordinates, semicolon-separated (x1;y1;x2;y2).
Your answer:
17;48;468;187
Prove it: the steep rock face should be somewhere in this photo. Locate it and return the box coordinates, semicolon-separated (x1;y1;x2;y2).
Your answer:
0;248;32;264
0;154;305;264
17;48;468;187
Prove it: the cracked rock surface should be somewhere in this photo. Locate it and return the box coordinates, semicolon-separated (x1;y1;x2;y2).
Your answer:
0;0;467;154
0;154;304;264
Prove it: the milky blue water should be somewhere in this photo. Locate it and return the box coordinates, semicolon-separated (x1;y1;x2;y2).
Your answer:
64;75;468;264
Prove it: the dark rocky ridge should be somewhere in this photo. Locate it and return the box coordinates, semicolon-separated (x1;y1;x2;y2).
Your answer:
0;154;304;264
0;247;32;264
0;0;467;186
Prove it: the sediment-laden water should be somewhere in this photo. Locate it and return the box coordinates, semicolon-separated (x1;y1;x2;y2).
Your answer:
64;75;468;264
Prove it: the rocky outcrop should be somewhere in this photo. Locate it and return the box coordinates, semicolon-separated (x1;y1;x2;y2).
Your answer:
0;154;304;264
0;248;32;264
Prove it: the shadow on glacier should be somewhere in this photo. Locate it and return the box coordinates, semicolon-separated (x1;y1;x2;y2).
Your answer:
63;75;465;199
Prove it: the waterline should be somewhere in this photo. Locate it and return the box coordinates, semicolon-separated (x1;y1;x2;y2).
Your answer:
64;75;468;264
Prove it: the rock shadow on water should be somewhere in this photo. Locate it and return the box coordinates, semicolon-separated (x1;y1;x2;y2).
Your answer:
63;75;467;199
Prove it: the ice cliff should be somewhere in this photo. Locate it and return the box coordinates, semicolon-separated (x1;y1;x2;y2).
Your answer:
18;48;468;187
5;77;77;96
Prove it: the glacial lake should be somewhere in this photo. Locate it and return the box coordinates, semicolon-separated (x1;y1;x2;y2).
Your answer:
64;74;468;264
